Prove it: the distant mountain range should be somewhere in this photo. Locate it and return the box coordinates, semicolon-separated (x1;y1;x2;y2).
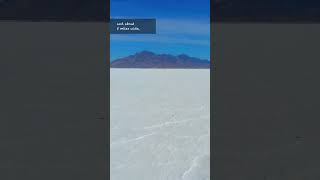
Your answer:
111;51;210;69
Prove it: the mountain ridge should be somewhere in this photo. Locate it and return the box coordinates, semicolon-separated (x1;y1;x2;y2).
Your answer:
111;51;210;69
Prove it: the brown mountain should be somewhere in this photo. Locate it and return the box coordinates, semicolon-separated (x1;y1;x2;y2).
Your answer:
110;51;210;69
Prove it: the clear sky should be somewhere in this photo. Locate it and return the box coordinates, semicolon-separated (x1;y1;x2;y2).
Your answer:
110;0;210;61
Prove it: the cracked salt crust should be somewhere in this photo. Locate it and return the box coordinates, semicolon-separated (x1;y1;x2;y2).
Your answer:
111;69;210;180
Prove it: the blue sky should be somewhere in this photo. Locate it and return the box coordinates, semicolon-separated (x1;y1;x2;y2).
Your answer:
110;0;210;61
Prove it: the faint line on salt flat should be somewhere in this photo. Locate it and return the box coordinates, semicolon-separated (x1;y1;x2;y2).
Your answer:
110;133;156;147
181;155;210;180
181;156;198;180
171;133;209;140
143;119;195;130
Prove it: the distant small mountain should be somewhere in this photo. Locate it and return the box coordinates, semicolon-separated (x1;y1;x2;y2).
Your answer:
111;51;210;69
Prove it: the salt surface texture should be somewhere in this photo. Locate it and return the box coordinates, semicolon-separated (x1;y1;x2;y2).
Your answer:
111;69;210;180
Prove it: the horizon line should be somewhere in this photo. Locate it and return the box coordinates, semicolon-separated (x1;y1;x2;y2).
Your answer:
111;50;210;62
